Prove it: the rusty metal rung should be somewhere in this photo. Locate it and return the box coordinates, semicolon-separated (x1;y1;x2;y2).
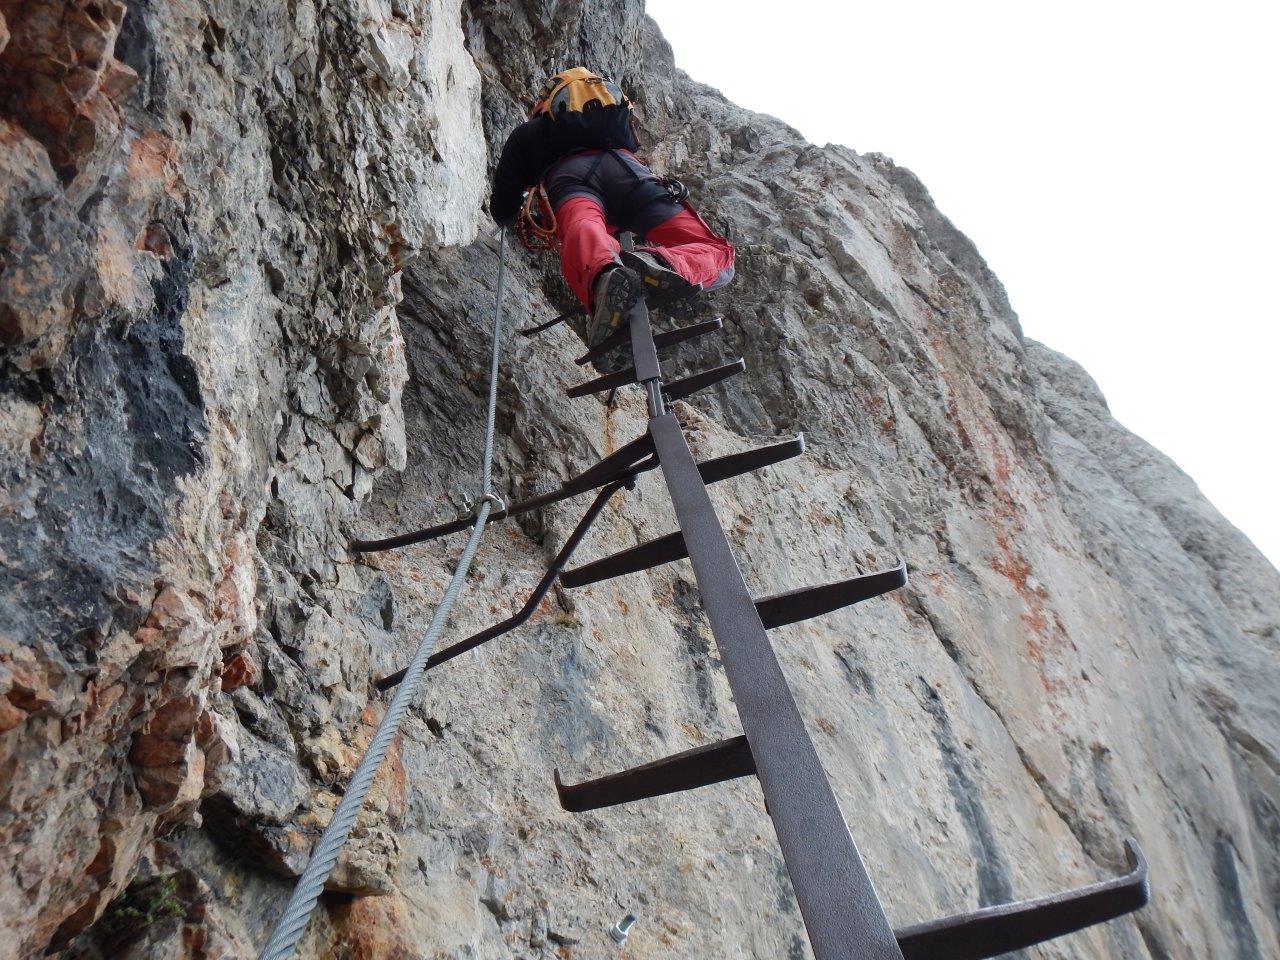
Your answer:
554;735;756;812
567;364;638;398
755;562;908;630
576;316;724;366
893;839;1149;960
560;437;808;589
564;434;656;492
561;531;686;588
350;435;654;553
664;359;746;403
519;308;576;337
576;324;630;362
697;435;805;484
373;479;632;690
348;433;803;554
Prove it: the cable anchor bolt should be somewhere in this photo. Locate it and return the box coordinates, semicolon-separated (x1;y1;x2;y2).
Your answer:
451;491;505;520
475;491;506;514
450;490;475;520
609;913;638;945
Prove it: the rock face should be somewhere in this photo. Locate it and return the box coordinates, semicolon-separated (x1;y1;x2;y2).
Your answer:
1;1;1276;959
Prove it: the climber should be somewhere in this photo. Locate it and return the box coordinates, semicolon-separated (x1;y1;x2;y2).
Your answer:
490;67;735;359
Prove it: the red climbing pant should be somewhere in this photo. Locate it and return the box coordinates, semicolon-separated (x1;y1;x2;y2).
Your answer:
553;197;736;309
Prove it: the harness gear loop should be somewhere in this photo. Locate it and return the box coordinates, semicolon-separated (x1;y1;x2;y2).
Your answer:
517;183;558;251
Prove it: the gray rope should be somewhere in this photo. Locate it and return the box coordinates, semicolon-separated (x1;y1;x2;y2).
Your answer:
258;229;509;960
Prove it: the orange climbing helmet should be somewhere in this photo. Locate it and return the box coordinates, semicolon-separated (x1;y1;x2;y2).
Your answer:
530;67;631;120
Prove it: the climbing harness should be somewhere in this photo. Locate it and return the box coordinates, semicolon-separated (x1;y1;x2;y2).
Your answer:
513;152;696;331
256;229;510;960
343;232;1150;959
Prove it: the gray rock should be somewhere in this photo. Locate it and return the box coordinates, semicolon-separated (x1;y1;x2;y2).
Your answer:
2;0;1276;958
209;732;309;826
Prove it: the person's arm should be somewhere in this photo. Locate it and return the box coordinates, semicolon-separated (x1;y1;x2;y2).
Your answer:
490;118;544;226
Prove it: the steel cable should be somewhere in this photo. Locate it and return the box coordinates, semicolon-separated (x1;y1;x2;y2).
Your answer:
481;227;505;497
257;228;508;960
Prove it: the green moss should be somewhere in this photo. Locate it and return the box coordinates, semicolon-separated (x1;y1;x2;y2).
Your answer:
98;875;186;946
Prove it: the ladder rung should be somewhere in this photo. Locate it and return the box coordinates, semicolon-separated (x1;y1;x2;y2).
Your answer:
697;435;805;484
518;308;575;337
566;365;637;398
575;324;629;363
351;435;653;553
554;735;756;812
664;359;746;403
655;316;723;350
560;531;687;588
566;434;656;492
755;562;907;629
894;839;1149;960
576;317;724;366
559;436;808;588
373;480;629;690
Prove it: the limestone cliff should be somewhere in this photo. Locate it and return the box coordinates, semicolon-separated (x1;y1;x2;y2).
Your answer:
1;1;1276;958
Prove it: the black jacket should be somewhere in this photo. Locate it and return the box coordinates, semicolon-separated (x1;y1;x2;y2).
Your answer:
490;108;639;226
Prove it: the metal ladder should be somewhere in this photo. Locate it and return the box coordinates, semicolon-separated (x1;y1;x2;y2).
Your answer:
355;234;1149;959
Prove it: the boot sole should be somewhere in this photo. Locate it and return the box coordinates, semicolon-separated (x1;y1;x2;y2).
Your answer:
586;268;642;349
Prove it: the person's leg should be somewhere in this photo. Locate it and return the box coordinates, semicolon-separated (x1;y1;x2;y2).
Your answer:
640;206;736;291
544;152;643;362
601;149;736;292
555;195;620;310
554;193;642;352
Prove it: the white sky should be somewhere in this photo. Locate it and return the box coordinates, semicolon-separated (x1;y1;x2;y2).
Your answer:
646;0;1279;567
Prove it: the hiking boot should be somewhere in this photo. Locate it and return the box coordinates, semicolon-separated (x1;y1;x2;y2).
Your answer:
621;249;700;318
585;265;641;351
